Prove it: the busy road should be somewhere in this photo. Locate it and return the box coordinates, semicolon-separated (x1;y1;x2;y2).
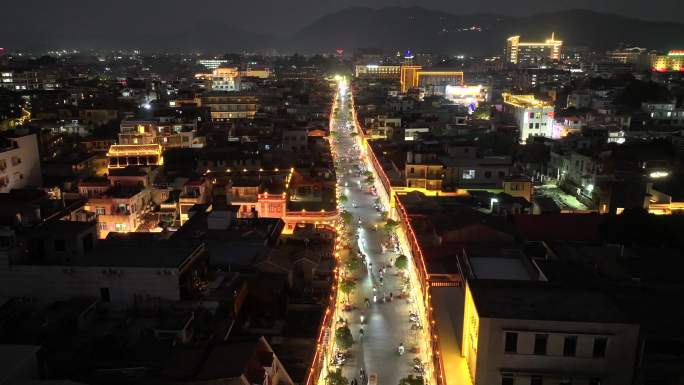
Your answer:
321;77;434;385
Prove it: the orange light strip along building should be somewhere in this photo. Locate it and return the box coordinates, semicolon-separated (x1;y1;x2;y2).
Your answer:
400;66;464;93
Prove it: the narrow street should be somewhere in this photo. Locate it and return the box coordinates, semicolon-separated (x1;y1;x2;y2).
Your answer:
327;78;427;385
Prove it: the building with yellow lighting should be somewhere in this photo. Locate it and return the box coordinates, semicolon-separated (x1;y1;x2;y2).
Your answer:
118;119;199;150
240;68;273;79
506;34;563;66
201;93;259;120
651;50;684;72
405;151;443;191
355;64;401;79
460;247;640;385
400;66;464;93
211;67;240;91
502;93;555;143
107;144;163;169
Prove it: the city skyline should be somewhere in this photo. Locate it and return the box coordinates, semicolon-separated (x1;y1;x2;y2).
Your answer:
2;3;684;385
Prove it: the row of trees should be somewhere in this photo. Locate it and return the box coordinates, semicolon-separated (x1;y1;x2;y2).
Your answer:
326;370;424;385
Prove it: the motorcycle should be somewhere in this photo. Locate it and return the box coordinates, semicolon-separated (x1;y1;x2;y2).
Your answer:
413;358;425;374
409;313;419;323
331;352;346;366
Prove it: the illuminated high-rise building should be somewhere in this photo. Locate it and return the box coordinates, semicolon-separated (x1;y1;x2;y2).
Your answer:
506;33;563;66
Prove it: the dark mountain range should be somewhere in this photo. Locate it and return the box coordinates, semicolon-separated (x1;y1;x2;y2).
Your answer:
2;7;683;54
287;7;684;54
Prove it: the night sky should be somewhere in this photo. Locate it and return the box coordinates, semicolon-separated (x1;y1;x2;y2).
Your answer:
1;0;682;50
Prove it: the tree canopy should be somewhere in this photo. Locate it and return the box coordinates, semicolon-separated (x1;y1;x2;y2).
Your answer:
394;254;409;271
335;325;354;350
326;369;348;385
399;375;424;385
339;278;357;302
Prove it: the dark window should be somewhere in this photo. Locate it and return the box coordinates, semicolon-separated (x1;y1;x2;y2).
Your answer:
563;336;577;356
534;334;548;355
485;171;492;179
82;233;94;252
530;377;542;385
498;171;506;178
593;337;607;358
100;288;111;302
54;239;66;252
504;332;518;353
502;376;514;385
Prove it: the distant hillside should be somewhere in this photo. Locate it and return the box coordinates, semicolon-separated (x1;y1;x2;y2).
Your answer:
3;6;683;54
287;7;684;55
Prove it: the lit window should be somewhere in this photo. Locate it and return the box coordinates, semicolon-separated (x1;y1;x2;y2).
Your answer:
462;170;476;179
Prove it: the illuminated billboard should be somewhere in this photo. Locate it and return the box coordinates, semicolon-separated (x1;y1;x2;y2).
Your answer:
444;85;487;110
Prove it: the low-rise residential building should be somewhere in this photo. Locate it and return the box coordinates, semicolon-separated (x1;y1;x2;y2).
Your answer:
442;156;512;190
119;119;199;149
78;108;118;126
459;247;640;385
107;144;163;168
84;184;151;238
202;93;259;120
0;132;41;192
406;151;444;191
502;175;533;202
502;93;556;143
0;221;207;305
641;102;684;126
211;67;240;91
